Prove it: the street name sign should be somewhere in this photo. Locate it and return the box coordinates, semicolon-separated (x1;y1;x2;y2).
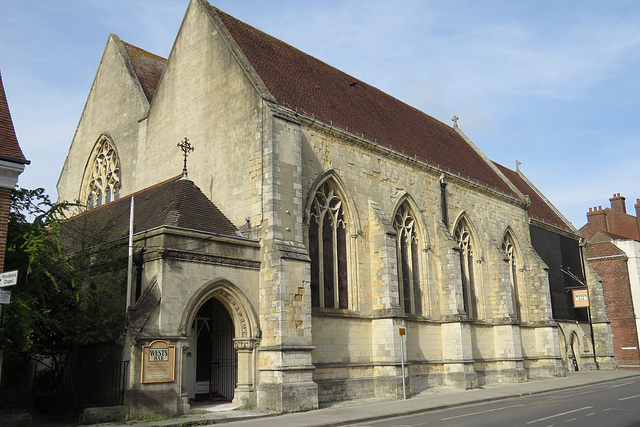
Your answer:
0;289;11;304
0;270;18;288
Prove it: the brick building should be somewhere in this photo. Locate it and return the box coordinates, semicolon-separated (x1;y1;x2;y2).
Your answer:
0;71;29;271
0;70;30;387
580;195;640;365
55;0;615;417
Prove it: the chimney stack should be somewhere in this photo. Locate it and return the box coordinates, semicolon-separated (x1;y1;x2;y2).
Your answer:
610;193;626;214
586;203;607;230
636;199;640;237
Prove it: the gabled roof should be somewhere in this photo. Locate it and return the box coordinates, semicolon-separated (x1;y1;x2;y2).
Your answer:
581;226;639;244
121;41;166;103
61;177;239;250
0;71;29;164
589;229;629;243
204;2;517;198
584;230;627;260
494;162;573;233
579;221;598;241
118;2;531;199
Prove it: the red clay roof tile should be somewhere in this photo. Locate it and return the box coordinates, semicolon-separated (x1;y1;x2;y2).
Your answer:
209;4;517;198
0;71;29;163
122;42;166;103
120;4;522;199
494;162;572;232
584;231;627;259
62;177;239;250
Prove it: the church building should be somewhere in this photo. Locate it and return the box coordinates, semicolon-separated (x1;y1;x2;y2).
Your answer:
56;0;615;417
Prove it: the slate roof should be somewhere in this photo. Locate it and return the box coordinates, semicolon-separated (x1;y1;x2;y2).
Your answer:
61;177;239;250
0;71;29;164
493;162;573;233
121;41;166;103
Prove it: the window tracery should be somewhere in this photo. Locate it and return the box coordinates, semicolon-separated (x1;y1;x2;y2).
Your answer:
309;181;348;309
394;202;422;314
455;219;476;317
503;233;520;319
85;137;120;208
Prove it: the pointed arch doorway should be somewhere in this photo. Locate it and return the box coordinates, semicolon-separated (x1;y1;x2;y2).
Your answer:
191;297;237;401
182;282;260;406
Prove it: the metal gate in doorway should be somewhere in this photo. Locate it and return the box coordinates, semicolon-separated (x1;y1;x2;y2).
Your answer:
195;298;237;401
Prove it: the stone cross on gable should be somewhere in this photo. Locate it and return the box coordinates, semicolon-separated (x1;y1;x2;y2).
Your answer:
177;137;194;179
451;116;459;128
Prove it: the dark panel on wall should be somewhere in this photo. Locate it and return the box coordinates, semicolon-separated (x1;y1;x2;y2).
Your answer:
529;225;588;321
560;235;585;284
560;234;589;321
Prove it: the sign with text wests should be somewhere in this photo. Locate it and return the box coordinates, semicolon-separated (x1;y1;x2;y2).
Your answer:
572;289;590;308
141;340;175;383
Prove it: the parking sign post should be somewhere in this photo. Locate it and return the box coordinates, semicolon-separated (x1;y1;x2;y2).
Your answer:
399;328;406;399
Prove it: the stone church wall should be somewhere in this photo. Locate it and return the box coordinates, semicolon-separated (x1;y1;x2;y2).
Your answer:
57;34;149;204
55;0;616;414
124;228;262;417
297;117;561;398
139;2;265;228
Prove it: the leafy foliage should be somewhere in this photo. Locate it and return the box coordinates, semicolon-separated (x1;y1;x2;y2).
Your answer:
1;188;73;357
0;188;127;410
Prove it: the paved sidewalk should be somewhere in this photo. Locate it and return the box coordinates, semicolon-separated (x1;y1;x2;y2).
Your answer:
97;368;640;427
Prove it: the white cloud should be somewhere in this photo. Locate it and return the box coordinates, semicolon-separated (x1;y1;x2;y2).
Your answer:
1;0;639;222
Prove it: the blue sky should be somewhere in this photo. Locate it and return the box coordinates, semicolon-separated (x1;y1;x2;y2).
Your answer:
1;0;639;228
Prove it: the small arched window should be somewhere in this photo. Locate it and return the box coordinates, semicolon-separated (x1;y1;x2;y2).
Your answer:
84;137;121;208
393;202;422;315
309;181;348;309
503;232;520;319
454;219;476;317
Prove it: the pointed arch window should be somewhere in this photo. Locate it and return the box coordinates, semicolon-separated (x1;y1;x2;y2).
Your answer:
85;137;121;208
503;233;520;319
454;220;476;317
309;181;348;309
394;202;422;314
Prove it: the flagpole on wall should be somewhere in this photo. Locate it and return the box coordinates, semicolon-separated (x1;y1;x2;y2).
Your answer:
126;196;134;309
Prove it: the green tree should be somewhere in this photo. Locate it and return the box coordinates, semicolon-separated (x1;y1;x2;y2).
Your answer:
0;187;127;411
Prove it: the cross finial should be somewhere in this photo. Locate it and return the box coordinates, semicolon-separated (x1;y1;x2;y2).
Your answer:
177;137;194;179
452;115;459;128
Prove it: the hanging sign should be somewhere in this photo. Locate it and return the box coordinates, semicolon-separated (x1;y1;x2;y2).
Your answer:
572;289;590;308
141;340;175;383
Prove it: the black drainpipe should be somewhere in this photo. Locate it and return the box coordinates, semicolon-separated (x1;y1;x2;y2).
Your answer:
440;175;448;226
133;247;147;301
